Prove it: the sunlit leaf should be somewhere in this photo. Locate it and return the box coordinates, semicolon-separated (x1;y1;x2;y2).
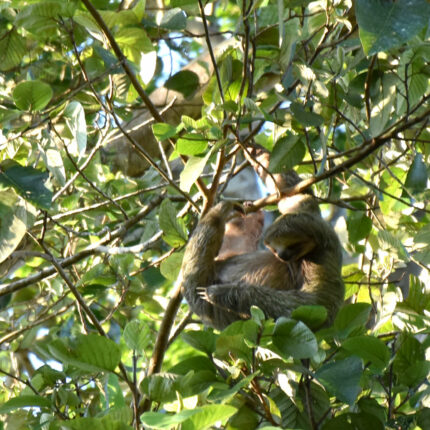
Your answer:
124;320;151;351
152;123;178;141
13;80;53;112
63;101;87;159
176;133;208;155
179;152;212;192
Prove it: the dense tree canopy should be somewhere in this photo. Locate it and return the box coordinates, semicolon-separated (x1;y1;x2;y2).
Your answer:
1;0;430;429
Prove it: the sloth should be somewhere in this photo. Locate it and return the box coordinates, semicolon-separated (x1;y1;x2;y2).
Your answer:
179;177;345;330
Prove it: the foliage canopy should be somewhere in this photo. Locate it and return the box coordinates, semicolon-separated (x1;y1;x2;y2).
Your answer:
1;0;430;429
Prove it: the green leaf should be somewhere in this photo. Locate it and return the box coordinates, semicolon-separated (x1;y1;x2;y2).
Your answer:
63;101;87;159
176;134;208;156
140;373;179;403
269;133;305;173
55;414;133;430
285;0;313;6
0;160;52;210
0;395;51;414
377;230;408;260
342;335;390;373
141;409;199;429
159;8;187;30
13;80;53;112
48;334;121;373
316;357;363;405
123;320;151;351
334;303;371;339
182;404;238;430
116;27;153;63
179;152;212;192
392;333;429;385
169;356;216;375
404;153;428;195
14;2;64;35
152;123;178;141
160;251;184;281
346;211;372;243
140;50;157;85
208;373;257;402
141;405;237;430
0;29;26;71
0;191;36;264
290;102;324;127
165;70;200;98
291;305;328;330
39;136;66;186
272;317;318;359
397;276;430;314
216;320;259;364
355;0;430;55
182;330;216;354
158;199;188;247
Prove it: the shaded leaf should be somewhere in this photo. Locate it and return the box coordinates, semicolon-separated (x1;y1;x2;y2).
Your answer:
165;70;200;98
160;251;184;281
182;329;216;354
334;303;371;339
342;335;390;372
140;373;179;403
158;199;188;247
355;0;430;55
0;191;36;264
404;153;428;195
0;29;26;71
0;160;52;210
159;8;187;30
290;102;324;127
272;317;318;359
291;305;328;330
0;395;51;414
48;334;121;373
346;211;372;243
269;133;305;173
316;357;363;405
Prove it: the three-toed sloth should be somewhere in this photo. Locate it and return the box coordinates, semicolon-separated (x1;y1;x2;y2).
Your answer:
179;184;345;330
